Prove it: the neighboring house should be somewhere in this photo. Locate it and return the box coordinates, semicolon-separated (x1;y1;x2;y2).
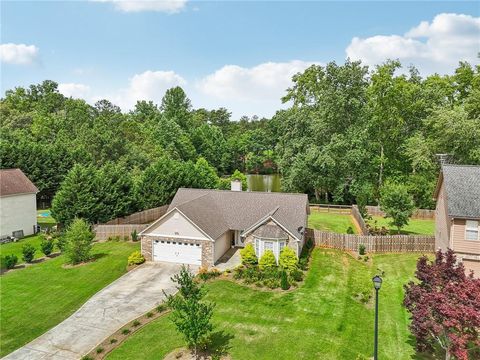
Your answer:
0;169;39;238
140;182;309;267
434;164;480;277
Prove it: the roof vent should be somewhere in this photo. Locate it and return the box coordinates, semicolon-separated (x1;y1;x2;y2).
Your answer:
231;179;242;191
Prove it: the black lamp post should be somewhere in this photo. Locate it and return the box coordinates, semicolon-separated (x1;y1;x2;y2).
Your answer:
372;275;383;360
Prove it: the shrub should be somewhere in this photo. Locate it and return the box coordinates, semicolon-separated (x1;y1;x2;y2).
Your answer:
259;250;276;270
233;266;245;280
81;356;93;360
358;244;366;255
121;328;130;335
279;247;298;271
156;304;167;313
298;257;309;271
131;229;138;242
107;235;121;242
280;270;290;290
22;244;36;263
57;235;67;252
40;239;54;256
243;266;262;284
96;347;104;354
347;226;355;234
198;267;221;281
110;338;118;344
4;254;18;269
146;312;154;318
128;251;145;266
263;278;280;289
289;268;304;282
240;243;258;266
132;320;141;327
64;218;94;265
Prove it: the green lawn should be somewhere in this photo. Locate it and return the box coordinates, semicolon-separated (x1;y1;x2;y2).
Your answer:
308;211;357;234
0;241;139;357
107;249;424;360
368;216;435;235
0;235;50;266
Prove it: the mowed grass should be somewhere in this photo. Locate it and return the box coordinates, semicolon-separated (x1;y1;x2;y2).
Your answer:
0;241;139;357
107;249;424;360
0;235;52;266
308;210;357;234
368;216;435;235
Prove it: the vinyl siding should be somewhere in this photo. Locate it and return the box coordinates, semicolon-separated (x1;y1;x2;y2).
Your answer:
214;230;231;262
462;260;480;278
0;193;37;237
451;218;480;255
146;210;209;240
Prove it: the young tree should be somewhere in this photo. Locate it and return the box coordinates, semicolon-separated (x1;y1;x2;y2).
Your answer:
404;250;480;360
379;181;415;233
63;218;94;265
165;266;215;359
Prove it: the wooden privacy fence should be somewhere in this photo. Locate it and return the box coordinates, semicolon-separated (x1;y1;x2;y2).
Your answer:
103;205;169;225
307;229;435;253
309;204;352;214
93;224;149;241
365;205;435;219
351;205;368;235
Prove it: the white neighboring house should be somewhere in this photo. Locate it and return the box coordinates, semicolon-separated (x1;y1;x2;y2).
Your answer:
0;169;39;238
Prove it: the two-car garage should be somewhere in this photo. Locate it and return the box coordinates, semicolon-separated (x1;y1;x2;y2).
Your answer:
152;239;202;266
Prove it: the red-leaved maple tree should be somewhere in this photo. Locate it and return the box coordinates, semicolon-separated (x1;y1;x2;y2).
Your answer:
404;249;480;360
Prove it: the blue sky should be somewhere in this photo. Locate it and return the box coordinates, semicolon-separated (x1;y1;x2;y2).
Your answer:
1;1;479;118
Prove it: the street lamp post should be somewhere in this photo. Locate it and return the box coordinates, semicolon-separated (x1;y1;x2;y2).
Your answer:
372;275;383;360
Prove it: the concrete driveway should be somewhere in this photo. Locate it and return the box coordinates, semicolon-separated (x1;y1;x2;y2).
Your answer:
3;262;186;360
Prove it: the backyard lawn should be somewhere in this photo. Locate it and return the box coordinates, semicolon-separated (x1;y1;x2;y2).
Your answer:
0;235;52;267
308;210;357;234
0;241;139;357
107;249;425;360
368;216;435;235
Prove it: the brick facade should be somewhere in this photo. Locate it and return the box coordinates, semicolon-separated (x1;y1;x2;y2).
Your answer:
141;235;214;268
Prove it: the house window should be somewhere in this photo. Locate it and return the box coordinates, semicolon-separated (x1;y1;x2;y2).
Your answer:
264;241;273;252
466;220;479;241
255;238;260;256
279;241;286;254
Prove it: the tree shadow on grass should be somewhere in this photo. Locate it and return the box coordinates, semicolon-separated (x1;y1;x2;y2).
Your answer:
206;330;234;356
91;252;108;261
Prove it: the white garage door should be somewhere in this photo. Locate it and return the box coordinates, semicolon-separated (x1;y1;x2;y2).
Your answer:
153;240;202;266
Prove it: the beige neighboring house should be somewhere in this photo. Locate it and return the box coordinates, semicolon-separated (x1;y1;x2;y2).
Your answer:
434;164;480;277
0;169;39;239
140;182;309;268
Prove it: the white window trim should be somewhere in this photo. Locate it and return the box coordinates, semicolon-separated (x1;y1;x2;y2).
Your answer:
255;237;288;263
465;220;479;241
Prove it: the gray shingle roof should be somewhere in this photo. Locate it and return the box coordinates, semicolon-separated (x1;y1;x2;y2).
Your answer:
442;165;480;219
169;188;309;240
252;224;289;239
0;169;38;197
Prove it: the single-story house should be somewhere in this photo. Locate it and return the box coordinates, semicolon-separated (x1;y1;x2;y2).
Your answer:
140;182;309;267
434;164;480;277
0;168;39;239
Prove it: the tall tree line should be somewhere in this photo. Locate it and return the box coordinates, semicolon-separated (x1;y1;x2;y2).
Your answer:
1;59;478;224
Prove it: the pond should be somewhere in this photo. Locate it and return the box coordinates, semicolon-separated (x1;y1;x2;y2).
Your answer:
246;174;282;192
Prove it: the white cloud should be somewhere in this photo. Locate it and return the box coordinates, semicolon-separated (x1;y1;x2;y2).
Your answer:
0;43;39;65
195;60;319;116
58;83;91;98
346;13;480;74
93;0;187;13
102;70;187;109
